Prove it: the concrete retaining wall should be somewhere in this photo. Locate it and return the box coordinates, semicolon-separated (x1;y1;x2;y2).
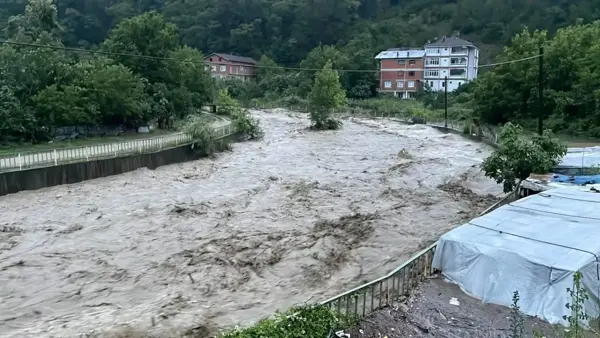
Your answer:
0;134;238;197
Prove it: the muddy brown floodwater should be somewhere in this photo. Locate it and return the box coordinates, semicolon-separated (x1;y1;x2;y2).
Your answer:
0;109;502;338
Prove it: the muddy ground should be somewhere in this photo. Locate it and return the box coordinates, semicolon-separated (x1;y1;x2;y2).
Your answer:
344;277;590;338
0;110;502;337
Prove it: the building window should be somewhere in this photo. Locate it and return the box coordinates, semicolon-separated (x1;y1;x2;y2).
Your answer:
408;81;415;88
408;71;415;77
442;81;445;87
451;46;468;54
425;70;439;77
220;65;227;72
397;81;404;88
425;58;440;66
384;81;392;88
408;60;416;65
450;57;467;65
211;65;217;71
397;71;404;77
430;81;434;87
397;60;405;65
450;68;466;76
458;82;462;87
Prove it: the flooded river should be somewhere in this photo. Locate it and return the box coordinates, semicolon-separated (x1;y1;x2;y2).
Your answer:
0;110;502;337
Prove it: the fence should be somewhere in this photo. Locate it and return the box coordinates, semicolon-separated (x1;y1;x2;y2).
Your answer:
0;124;234;172
319;188;520;319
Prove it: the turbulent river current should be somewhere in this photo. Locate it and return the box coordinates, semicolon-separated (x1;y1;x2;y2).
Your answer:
0;109;502;337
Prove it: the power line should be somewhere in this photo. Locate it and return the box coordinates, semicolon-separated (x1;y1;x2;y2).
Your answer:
0;40;542;73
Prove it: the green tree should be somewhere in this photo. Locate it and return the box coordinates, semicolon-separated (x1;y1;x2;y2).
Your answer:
482;123;567;193
298;45;347;97
308;60;346;130
101;11;179;83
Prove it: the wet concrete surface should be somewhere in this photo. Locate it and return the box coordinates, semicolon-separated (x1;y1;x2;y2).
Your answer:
0;110;502;337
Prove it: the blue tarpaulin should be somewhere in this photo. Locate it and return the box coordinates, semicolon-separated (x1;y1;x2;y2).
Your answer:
550;174;600;185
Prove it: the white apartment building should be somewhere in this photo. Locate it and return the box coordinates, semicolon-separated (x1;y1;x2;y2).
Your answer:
422;36;479;92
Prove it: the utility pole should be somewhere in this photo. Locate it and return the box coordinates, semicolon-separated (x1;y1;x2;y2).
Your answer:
444;76;448;128
538;46;544;135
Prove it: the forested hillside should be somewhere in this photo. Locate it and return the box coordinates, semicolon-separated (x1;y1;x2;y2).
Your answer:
2;0;600;143
1;0;599;63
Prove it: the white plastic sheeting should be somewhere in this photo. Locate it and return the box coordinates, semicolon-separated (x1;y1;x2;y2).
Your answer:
558;146;600;169
432;188;600;325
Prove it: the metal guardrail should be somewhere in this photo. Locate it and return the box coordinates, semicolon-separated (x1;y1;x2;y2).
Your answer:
0;124;234;172
319;188;520;319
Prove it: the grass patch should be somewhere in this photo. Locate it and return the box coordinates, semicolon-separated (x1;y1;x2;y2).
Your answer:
219;304;353;338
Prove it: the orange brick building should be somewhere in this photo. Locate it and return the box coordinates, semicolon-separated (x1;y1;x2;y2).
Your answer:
375;49;425;99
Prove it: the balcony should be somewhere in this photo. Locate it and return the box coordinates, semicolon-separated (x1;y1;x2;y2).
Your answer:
450;47;468;55
449;57;467;67
449;69;467;79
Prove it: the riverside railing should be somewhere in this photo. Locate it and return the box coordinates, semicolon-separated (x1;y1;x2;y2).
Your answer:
0;123;234;172
319;188;520;319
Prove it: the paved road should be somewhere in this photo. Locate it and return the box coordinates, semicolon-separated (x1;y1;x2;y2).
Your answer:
0;115;232;172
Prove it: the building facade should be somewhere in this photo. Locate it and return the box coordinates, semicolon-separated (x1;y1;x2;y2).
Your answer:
423;36;478;92
204;53;257;81
376;36;479;97
375;49;425;99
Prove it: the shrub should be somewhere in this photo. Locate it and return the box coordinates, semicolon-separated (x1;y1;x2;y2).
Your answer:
278;95;308;108
231;110;264;140
183;116;231;156
219;304;352;338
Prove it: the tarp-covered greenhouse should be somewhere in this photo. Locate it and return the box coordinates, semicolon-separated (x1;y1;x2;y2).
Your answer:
432;188;600;325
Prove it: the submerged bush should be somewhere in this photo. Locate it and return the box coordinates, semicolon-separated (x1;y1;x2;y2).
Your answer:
309;111;343;130
232;109;264;140
183;116;231;156
220;304;352;338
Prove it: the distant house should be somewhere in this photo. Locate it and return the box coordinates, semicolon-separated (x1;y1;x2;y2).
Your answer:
423;36;479;92
375;49;425;99
376;36;479;98
204;53;257;81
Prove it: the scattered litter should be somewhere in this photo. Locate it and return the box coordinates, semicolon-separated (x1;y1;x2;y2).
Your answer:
335;330;351;337
449;297;460;306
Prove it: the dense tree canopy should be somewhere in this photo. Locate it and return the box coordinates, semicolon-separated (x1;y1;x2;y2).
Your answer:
1;0;600;142
473;21;600;136
0;0;213;143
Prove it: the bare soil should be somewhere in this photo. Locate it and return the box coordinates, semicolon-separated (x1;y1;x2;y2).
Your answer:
0;110;502;338
344;278;578;338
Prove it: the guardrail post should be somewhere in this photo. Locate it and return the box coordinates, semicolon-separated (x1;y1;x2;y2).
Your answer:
53;149;57;166
18;153;22;170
